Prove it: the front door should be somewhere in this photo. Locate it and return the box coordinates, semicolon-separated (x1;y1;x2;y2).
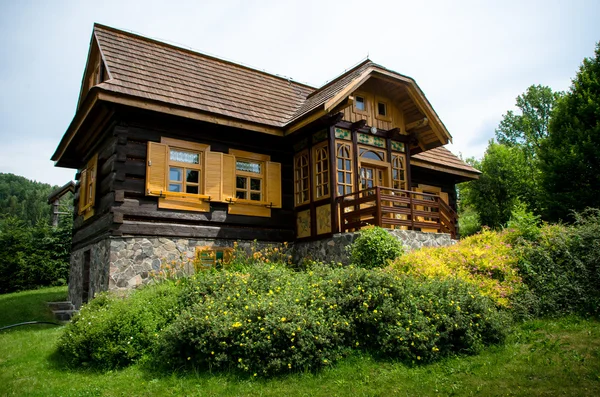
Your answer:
359;165;386;192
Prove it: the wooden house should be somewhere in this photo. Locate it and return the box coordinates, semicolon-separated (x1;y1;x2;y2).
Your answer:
52;24;479;307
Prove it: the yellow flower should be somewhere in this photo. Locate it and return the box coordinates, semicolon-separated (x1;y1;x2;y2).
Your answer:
417;356;421;360
238;358;242;362
281;317;286;322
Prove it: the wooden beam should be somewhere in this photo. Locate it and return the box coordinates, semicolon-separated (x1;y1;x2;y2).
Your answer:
406;118;428;131
351;119;367;131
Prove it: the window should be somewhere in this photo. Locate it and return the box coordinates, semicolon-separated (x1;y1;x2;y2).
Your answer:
355;96;365;111
168;149;202;194
359;147;386;161
294;150;310;206
146;137;209;212
391;153;407;190
78;153;98;220
230;150;269;203
336;142;353;196
375;96;392;122
377;102;387;116
313;142;330;200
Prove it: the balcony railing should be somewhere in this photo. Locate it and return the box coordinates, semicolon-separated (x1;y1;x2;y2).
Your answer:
337;186;457;238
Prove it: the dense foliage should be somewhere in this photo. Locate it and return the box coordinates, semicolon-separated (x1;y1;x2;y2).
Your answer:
347;226;404;269
0;217;71;294
513;209;600;317
0;173;60;226
540;43;600;222
57;238;509;375
0;173;73;294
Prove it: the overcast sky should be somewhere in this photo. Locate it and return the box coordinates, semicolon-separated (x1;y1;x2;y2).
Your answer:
1;0;598;186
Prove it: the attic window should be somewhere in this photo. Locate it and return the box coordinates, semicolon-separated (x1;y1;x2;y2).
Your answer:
355;96;365;111
377;102;387;116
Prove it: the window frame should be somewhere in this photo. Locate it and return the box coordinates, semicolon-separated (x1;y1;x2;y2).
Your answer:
294;149;310;206
78;153;98;220
391;152;407;191
312;141;331;201
374;96;392;122
335;141;353;197
230;149;270;205
353;91;370;116
161;137;209;199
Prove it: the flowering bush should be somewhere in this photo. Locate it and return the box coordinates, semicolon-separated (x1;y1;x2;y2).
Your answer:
347;226;404;269
391;229;523;308
57;282;181;369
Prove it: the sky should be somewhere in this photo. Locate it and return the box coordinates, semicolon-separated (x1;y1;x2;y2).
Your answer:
0;0;598;186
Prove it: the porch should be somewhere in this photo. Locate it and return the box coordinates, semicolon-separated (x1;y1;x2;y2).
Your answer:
337;186;458;238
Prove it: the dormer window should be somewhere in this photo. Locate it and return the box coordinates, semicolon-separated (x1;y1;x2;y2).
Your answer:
355;96;365;111
377;102;387;116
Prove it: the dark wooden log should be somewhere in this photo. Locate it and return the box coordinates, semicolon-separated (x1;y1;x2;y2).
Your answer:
117;221;294;242
72;213;115;245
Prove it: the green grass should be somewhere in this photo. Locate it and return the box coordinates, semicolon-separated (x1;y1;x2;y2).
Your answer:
1;287;599;396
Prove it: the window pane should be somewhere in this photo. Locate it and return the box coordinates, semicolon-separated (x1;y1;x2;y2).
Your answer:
236;176;247;189
186;170;199;183
236;160;261;173
169;184;182;192
338;186;344;196
337;158;343;169
346;173;352;184
338;171;344;183
250;178;261;191
236;191;246;199
170;150;199;164
170;167;182;182
378;102;386;116
345;160;351;170
186;185;199;194
356;96;365;111
250;192;261;201
362;151;383;161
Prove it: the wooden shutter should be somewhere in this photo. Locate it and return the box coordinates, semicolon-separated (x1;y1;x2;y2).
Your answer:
222;154;236;201
205;151;223;202
146;142;168;196
87;154;98;209
78;169;88;215
266;161;282;208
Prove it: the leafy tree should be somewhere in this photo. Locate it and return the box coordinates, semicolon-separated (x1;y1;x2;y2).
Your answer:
540;43;600;221
461;141;533;229
495;85;561;213
0;173;55;226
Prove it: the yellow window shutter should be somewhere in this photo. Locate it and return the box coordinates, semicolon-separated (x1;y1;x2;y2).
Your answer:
146;142;168;196
87;154;98;208
78;169;88;215
222;154;236;201
266;161;282;208
204;151;223;202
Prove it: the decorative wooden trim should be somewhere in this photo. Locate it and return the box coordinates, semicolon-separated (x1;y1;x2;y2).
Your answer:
410;159;480;179
161;137;209;152
229;149;270;162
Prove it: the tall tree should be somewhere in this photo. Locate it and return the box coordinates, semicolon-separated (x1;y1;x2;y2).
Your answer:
461;141;533;229
495;85;561;214
540;43;600;221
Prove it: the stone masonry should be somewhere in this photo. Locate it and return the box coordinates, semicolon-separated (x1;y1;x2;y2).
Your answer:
68;230;455;308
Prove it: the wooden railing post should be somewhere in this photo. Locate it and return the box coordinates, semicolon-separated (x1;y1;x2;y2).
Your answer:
409;191;414;231
375;186;382;227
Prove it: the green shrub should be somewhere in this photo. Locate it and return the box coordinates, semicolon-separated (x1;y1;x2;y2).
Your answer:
458;206;482;238
506;201;541;242
154;263;509;375
348;226;404;269
515;209;600;316
57;282;182;369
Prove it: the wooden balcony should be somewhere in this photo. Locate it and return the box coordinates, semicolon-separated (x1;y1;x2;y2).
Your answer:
338;187;458;239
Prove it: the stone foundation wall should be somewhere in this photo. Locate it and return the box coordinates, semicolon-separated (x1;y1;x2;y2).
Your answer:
69;231;455;308
293;230;455;265
68;239;110;309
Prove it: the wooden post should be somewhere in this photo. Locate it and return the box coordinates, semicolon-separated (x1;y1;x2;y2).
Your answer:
375;186;382;227
409;192;414;231
52;199;59;227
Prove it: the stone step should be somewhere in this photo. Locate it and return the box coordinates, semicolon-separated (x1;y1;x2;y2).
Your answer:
53;310;78;322
47;301;74;311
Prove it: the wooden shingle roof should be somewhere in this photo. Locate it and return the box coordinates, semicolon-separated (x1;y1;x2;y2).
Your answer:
412;147;480;178
93;24;315;127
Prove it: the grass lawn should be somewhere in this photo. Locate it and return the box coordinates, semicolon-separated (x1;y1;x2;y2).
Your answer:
0;287;599;396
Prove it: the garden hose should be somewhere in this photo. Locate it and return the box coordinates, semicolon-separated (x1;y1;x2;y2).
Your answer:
0;321;62;331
